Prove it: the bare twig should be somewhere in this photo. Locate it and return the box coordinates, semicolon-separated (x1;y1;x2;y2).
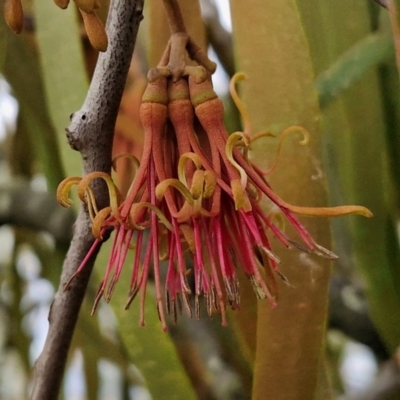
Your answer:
168;317;250;400
162;0;186;33
153;0;216;81
30;0;145;398
200;0;235;76
0;181;75;244
329;275;389;360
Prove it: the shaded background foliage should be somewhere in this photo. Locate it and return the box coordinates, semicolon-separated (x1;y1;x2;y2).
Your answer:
0;0;400;399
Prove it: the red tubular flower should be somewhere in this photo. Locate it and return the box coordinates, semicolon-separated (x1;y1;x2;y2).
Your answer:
60;76;177;331
57;67;372;330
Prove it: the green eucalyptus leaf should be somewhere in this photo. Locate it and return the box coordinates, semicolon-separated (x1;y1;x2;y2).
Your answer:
316;31;394;107
231;1;331;399
33;2;88;178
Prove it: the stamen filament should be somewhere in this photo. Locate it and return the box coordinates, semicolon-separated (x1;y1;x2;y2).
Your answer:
230;72;251;135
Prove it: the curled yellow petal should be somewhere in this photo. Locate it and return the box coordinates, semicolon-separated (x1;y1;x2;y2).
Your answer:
78;172;121;221
268;212;286;231
190;174;209;218
112;153;140;173
156;178;217;221
251;130;276;142
128;204;147;230
158;229;169;261
246;180;262;202
174;203;196;223
262;126;310;175
241;130;275;163
179;224;196;253
230;72;251;135
203;171;217;198
129;202;173;232
86;186;100;221
156;179;197;222
92;206;111;240
283;203;373;218
178;152;204;186
156;179;194;205
56;176;82;207
226;132;249;188
231;179;252;212
190;170;206;200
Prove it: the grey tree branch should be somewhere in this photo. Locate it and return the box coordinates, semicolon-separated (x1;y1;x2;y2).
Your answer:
0;181;75;243
30;1;145;398
374;0;388;9
200;0;235;77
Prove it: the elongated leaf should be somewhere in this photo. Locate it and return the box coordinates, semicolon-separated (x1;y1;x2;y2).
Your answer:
388;0;400;73
316;31;394;107
4;31;65;190
0;15;7;70
230;1;332;399
298;1;400;352
33;2;88;178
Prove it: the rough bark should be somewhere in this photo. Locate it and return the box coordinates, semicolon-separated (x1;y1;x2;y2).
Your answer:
30;1;145;398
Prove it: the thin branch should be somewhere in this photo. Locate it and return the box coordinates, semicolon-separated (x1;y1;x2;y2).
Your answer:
200;0;235;77
0;181;74;244
162;0;186;33
329;275;389;361
374;0;388;9
167;317;250;399
387;0;400;77
341;358;400;400
30;0;145;399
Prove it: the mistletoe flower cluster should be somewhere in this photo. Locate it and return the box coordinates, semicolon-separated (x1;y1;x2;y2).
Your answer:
58;39;371;331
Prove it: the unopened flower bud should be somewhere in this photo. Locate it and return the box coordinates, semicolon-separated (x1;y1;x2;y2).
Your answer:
4;0;23;34
74;0;99;13
80;9;108;52
53;0;70;10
